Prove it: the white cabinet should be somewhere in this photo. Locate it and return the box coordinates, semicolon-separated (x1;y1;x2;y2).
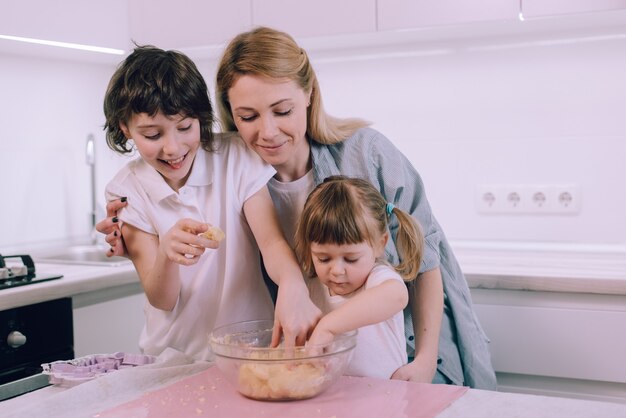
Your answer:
127;0;252;49
0;0;129;49
471;287;626;403
377;0;519;31
5;1;626;63
521;0;626;18
73;284;145;358
251;0;377;38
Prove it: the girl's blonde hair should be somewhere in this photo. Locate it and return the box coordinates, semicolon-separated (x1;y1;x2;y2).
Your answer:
295;176;423;281
216;26;369;144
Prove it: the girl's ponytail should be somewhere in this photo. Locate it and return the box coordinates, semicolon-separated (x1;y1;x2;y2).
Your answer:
388;206;423;281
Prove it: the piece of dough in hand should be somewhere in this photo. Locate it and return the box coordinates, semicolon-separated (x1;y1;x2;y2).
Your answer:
200;225;225;242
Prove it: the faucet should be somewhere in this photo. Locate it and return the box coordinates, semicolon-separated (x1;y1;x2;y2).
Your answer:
86;134;97;245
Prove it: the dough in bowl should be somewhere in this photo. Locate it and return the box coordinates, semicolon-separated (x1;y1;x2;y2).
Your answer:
238;359;326;400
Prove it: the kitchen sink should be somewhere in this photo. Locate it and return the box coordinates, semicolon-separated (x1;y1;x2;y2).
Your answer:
35;245;132;267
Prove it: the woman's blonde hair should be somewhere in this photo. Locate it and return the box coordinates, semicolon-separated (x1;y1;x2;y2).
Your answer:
295;176;423;281
216;26;369;144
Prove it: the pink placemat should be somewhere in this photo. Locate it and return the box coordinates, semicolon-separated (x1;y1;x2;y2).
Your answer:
95;367;468;418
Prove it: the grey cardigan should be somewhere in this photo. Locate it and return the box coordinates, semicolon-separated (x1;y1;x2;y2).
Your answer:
310;127;497;390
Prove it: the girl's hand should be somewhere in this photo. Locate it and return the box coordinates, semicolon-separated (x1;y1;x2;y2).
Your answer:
307;325;334;348
391;354;437;383
96;198;128;257
159;219;221;266
305;325;335;356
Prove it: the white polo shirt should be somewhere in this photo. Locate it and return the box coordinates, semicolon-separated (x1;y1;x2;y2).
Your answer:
308;263;408;378
105;133;276;360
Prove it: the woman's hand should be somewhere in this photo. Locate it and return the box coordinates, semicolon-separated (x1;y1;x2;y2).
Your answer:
272;279;322;347
391;354;437;383
241;186;322;347
96;198;128;257
393;268;442;383
159;219;220;266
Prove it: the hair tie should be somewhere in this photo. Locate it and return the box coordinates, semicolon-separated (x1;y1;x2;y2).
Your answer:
386;202;395;216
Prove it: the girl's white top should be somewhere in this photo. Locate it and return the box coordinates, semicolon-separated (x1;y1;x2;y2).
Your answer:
105;133;276;360
309;263;408;379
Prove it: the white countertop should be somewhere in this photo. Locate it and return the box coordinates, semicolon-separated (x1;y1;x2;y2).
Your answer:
3;355;626;418
2;244;626;416
453;241;626;296
0;262;139;311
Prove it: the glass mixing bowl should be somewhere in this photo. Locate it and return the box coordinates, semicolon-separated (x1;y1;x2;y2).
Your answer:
209;319;356;401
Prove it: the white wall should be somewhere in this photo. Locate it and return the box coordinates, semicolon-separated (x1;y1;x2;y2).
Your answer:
0;53;125;251
1;29;625;252
297;35;626;246
198;31;626;248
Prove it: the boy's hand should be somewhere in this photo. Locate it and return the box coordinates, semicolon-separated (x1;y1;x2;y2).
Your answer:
160;219;221;266
96;198;128;257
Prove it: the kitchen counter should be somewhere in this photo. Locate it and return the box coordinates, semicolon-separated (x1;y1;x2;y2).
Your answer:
0;262;139;311
453;241;626;296
2;352;626;418
2;243;626;409
452;241;626;404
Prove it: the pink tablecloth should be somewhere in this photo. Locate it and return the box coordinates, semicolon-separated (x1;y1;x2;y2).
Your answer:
97;367;468;418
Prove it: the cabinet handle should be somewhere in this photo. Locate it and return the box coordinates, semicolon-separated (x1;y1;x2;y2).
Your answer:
7;330;27;348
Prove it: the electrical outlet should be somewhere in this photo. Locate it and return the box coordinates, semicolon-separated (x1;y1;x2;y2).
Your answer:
505;190;522;210
476;185;502;213
476;184;581;215
553;184;581;214
524;185;553;213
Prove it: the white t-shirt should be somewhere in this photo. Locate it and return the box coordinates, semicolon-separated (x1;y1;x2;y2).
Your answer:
267;169;314;249
308;263;407;379
105;133;276;360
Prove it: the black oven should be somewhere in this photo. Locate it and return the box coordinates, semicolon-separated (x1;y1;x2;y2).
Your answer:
1;298;74;386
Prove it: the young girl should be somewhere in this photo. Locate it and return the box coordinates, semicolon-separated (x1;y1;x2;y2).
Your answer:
294;176;424;379
103;45;319;360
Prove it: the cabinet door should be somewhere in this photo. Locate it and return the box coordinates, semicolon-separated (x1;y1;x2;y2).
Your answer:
474;302;626;383
522;0;626;18
377;0;519;31
73;292;146;357
128;0;252;49
251;0;377;38
0;0;128;49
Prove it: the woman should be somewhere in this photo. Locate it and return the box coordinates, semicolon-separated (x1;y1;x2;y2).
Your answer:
100;27;496;388
216;27;495;389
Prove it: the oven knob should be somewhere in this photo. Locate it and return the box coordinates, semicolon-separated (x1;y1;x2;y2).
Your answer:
7;330;27;348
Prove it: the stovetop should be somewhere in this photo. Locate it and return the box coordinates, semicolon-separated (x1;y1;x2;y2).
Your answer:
0;254;63;290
